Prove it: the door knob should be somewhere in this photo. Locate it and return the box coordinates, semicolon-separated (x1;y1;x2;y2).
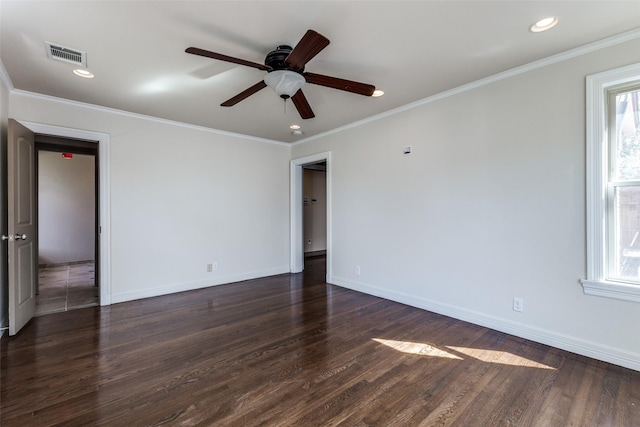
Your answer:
2;234;26;241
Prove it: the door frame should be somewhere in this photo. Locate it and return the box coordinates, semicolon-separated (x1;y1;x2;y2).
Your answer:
290;151;331;281
20;121;111;305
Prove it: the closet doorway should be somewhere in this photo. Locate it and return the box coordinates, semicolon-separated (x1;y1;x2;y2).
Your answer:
302;162;327;268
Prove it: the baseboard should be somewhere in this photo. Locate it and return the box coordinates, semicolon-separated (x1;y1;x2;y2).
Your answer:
305;250;327;258
111;266;290;304
39;260;94;268
330;275;640;372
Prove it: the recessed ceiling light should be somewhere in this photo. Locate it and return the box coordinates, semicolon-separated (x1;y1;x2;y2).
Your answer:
73;69;94;78
290;124;301;130
372;89;384;97
530;17;558;33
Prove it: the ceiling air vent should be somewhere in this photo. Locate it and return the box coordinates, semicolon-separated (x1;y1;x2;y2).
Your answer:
45;42;87;67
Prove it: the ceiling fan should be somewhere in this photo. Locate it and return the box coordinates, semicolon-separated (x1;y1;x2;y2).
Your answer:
185;29;376;119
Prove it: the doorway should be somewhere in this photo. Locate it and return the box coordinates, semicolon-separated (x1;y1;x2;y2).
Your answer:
6;120;111;335
35;135;98;315
19;120;111;310
290;152;331;282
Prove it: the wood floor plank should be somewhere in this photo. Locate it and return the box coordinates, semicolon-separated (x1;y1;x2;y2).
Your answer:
2;256;639;426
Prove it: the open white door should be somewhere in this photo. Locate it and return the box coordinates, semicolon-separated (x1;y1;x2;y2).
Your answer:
6;119;37;335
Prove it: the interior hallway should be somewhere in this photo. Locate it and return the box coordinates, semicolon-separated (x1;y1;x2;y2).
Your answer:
35;262;98;316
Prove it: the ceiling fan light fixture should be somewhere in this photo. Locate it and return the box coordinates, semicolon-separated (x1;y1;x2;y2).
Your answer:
264;70;305;99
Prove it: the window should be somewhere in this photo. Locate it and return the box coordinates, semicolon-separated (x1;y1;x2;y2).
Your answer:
583;63;640;302
609;88;640;283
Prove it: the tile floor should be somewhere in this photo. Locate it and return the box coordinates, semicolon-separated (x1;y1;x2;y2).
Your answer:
36;262;98;316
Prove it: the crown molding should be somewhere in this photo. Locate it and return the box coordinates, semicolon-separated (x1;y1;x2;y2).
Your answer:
293;27;640;146
0;59;14;92
11;89;289;147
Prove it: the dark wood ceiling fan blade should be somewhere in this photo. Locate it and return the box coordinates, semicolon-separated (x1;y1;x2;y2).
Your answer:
186;47;271;71
221;81;268;107
304;72;375;96
291;90;315;119
285;30;330;71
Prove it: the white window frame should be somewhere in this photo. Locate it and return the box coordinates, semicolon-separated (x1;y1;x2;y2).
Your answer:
582;62;640;303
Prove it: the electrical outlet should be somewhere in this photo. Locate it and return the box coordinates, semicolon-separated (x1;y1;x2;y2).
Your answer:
355;265;361;276
513;297;524;312
207;263;213;273
212;262;218;271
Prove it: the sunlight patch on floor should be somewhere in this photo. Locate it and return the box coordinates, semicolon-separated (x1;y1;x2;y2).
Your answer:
446;346;556;370
372;339;463;359
373;339;557;370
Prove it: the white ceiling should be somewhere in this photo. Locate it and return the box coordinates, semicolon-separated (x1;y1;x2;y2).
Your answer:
1;1;639;143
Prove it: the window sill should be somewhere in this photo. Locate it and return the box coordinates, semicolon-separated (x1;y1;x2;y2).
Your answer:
581;279;640;303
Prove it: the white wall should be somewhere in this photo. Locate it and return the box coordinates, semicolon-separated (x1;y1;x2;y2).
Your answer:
9;93;291;303
292;38;640;371
303;169;326;253
38;151;95;265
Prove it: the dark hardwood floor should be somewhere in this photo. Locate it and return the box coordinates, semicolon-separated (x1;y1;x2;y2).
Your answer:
2;255;639;426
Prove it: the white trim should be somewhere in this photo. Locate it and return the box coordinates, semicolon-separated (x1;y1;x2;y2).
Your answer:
290;163;304;273
582;62;640;303
332;276;640;372
0;60;14;91
582;279;640;303
12;89;288;147
290;152;332;280
18;121;112;306
111;266;288;304
293;27;640;147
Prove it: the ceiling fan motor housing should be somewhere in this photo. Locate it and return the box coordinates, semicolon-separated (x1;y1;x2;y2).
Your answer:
265;45;304;72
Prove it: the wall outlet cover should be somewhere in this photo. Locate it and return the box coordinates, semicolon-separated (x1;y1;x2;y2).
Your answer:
513;297;524;312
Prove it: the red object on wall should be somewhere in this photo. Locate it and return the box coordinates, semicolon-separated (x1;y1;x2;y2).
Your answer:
62;153;73;159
